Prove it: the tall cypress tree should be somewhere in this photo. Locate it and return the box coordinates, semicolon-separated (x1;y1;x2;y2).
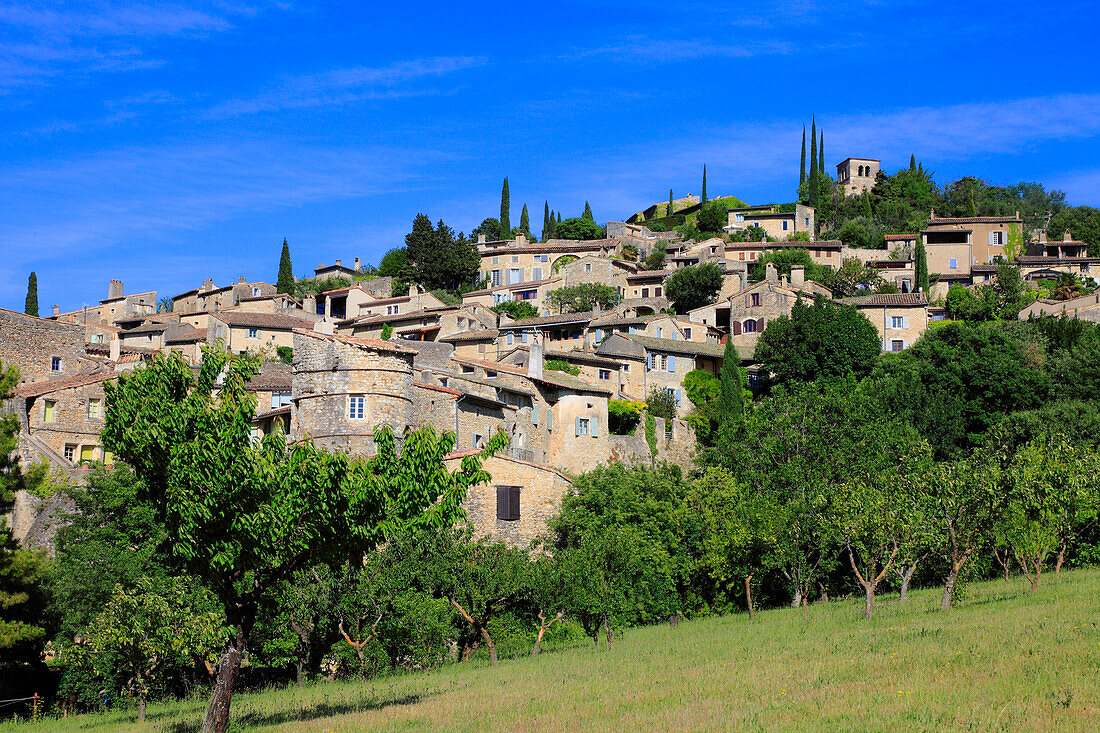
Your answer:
543;202;551;240
519;203;530;237
819;134;824;175
500;178;511;239
667;189;674;217
800;126;806;185
582;201;594;221
25;272;38;317
915;239;930;293
714;338;745;460
809;118;817;179
701;165;708;205
276;239;294;294
909;154;917;172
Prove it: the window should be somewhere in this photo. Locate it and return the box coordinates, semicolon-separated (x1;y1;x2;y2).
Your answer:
735;214;744;222
520;331;528;344
512;255;519;263
473;433;484;448
248;328;259;339
743;319;758;333
348;396;365;419
891;340;904;352
487;370;497;378
656;326;662;338
492;257;499;265
80;445;96;463
532;267;543;281
509;268;522;284
51;356;61;372
667;355;676;372
491;270;502;286
891;316;904;329
641;287;649;298
252;287;261;296
87;398;101;418
751;293;761;307
95;334;104;344
576;417;594;436
599;369;611;380
782;220;789;231
478;343;487;353
64;444;75;462
949;259;958;269
805;218;810;226
44;400;56;423
507;332;514;345
990;231;1004;246
655;287;662;297
584;263;592;273
496;485;521;521
271;392;291;408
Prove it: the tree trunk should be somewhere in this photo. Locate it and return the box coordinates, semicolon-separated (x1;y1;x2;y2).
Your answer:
1055;537;1067;576
744;574;754;619
290;620;310;688
791;588;802;608
817;582;829;603
604;619;615;649
477;624;498;666
863;585;875;620
138;694;146;722
532;612;562;656
940;566;960;611
201;626;244;733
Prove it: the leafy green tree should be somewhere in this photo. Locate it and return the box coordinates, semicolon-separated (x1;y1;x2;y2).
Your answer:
491;300;539;321
701;165;707;205
749;248;828;284
70;576;225;721
1;362;49;669
754;295;881;386
665;263;723;313
473;217;503;240
103;347;502;732
1047;206;1100;255
555;217;603;240
546;283;618;313
915;239;930;293
644;241;667;270
645;386;678;421
276;239;294;294
582;201;594;221
404;215;480;293
712;339;745;461
377;248;408;278
821;256;885;297
274;566;337;686
25;272;38;317
500;178;511;238
696;200;727;234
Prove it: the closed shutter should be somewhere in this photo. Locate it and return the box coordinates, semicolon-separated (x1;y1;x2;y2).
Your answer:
732;321;742;336
647;353;652;370
668;355;676;372
988;231;996;246
496;486;509;520
575;417;582;436
746;293;753;307
532;404;539;425
676;389;682;407
509;486;521;520
756;317;765;331
507;332;513;345
903;316;910;329
547;409;552;430
533;267;542;281
591;416;599;437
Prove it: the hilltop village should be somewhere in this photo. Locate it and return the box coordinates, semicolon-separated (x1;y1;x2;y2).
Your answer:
3;153;1098;551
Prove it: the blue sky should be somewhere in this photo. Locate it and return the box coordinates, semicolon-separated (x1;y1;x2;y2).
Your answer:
2;0;1099;312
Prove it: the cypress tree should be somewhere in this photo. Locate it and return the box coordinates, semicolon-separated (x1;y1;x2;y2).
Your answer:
915;239;930;293
714;338;745;459
800;126;806;185
276;238;294;294
25;272;38;317
862;190;872;218
809;118;817;179
543;202;551;241
667;189;674;217
909;154;917;172
582;201;594;221
701;165;708;205
520;203;530;236
819;134;824;175
500;178;511;239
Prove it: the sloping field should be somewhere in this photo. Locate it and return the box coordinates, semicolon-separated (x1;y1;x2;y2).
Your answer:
6;569;1099;732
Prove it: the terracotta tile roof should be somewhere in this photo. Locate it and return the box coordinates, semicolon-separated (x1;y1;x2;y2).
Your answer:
624;335;726;358
246;361;292;390
841;293;929;307
13;370;115;398
1016;255;1100;264
626;269;675;280
292;328;417;354
462;277;562;296
217;312;314;330
451;354;610;395
503;312;593;328
414;382;463;397
252;405;291;422
344;306;460;326
165;328;208;344
884;233;918;241
545;349;623;368
84;342;155;356
928;215;1022;224
125;321;169;334
480;239;615;255
440;329;499;342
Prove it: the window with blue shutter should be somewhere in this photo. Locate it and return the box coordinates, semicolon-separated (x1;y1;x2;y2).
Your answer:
591;416;599;437
532;404;539;425
646;353;652;370
676;389;682;407
507;332;513;344
667;355;676;372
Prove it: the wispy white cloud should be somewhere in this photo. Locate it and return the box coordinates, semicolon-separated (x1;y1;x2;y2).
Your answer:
207;56;487;117
562;36;791;63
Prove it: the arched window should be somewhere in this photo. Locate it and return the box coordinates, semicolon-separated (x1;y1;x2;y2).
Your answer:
743;319;757;333
857;165;864;177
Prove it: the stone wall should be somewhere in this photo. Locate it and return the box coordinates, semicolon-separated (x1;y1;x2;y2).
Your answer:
607;415;696;472
291;332;414;456
24;379;112;461
447;454;573;548
0;309;88;384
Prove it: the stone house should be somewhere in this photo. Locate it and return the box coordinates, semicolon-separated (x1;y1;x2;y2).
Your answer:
726;204;815;240
51;280;157;330
413;382;516;455
236;292;317;320
920;210;1025;281
291;329;417;456
596;334;724;414
478;237;619;287
439;329;500;360
461;277;562;315
542;349;627;397
171;278;277;314
0;307;92;385
444;451;573;547
556;255;637;291
347;288;449;321
313;282;381;320
884;234;918;254
836;158;880;195
498;312;593;350
840;293;929;352
10;370;117;468
1017;289;1100;321
340;305;495;342
624;270;671;301
174;310;312;355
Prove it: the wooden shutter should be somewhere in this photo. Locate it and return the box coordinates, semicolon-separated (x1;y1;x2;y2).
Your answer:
591;416;599;437
732;321;742;336
668;355;676;372
497;486;509;520
509;486;521;520
903;316;910;329
532;404;539;425
756;318;765;331
575;417;582;436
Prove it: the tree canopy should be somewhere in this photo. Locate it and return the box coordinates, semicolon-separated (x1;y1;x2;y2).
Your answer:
665;263;724;313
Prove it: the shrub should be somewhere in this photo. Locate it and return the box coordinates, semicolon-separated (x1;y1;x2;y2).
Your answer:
545;359;580;376
646;387;678;421
492;301;539;321
608;399;645;435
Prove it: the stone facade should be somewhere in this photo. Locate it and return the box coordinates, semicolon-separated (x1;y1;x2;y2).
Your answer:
841;293;929;352
557;255;635;291
0;308;90;385
172;278;276;313
291;330;416;455
836;158;880;195
12;371;116;467
462;277;562;315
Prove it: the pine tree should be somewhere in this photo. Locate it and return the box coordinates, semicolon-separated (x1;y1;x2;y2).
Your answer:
800;126;807;185
543;202;551;241
520;203;530;237
276;239;294;294
582;201;594;221
915;239;930;293
701;165;708;205
500;178;511;239
24;272;38;317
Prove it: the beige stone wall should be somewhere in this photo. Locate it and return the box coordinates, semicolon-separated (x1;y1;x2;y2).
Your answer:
606;415;697;471
446;454;573;548
291;333;414;456
24;380;111;463
558;257;630;292
228;325;294;354
639;351;699;415
924;242;972;276
856;306;929;352
547;392;610;475
0;309;89;385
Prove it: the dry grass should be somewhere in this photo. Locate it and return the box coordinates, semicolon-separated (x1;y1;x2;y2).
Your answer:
6;568;1100;732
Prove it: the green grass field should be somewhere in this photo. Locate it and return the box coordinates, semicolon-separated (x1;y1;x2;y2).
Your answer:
6;569;1099;732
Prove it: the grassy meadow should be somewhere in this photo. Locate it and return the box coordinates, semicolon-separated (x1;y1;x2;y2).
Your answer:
5;568;1099;732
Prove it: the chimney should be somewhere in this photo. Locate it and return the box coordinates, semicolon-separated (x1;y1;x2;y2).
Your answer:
1064;230;1072;243
1039;231;1047;243
238;276;246;284
202;278;214;291
335;259;342;266
408;284;417;298
765;262;778;282
303;294;317;315
736;271;746;291
516;232;527;246
354;257;361;270
52;304;60;317
790;264;805;287
780;273;788;287
313;319;335;335
477;232;487;244
109;336;120;362
527;332;544;380
108;279;123;300
1015;210;1020;220
929;208;936;221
